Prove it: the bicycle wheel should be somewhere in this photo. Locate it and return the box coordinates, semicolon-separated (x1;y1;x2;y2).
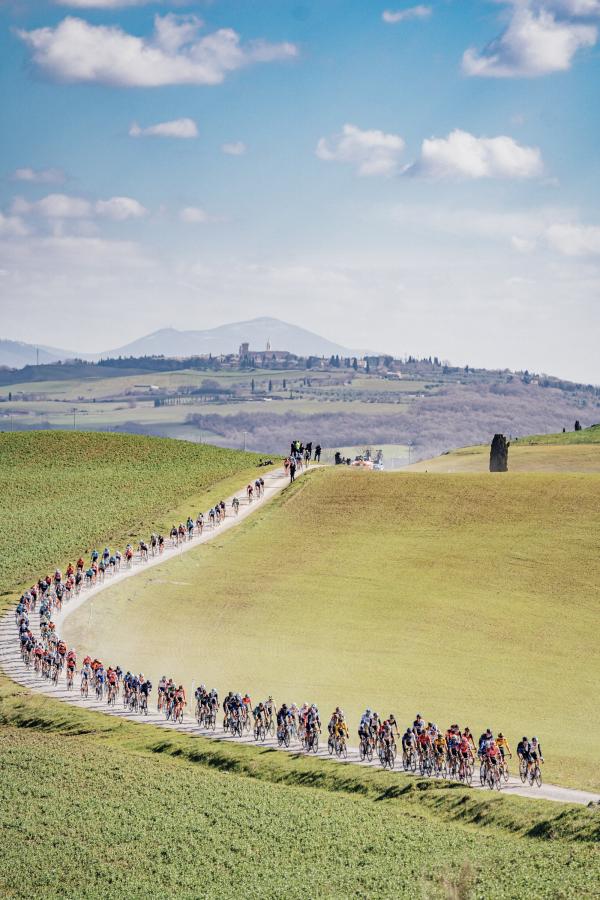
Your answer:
534;766;542;788
465;763;473;786
366;743;373;763
284;729;290;748
360;741;366;762
328;736;334;756
519;760;527;783
503;763;510;783
480;763;487;786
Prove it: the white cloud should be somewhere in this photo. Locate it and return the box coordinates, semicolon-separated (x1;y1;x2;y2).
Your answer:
382;6;432;24
15;193;93;218
129;118;198;139
179;206;209;224
13;167;65;184
0;212;29;237
222;141;246;156
410;129;544;179
511;235;538;253
18;14;298;87
546;223;600;256
543;0;600;14
316;124;405;177
13;193;146;222
95;197;147;220
462;6;597;77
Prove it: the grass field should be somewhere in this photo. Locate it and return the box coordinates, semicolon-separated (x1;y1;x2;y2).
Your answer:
63;465;600;792
0;677;597;899
0;431;273;602
408;427;600;473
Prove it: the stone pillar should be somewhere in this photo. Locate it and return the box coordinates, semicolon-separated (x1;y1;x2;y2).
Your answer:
490;434;509;472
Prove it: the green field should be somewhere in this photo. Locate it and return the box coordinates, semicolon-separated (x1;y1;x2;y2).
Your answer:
2;431;600;895
63;465;600;792
0;431;273;602
0;677;597;900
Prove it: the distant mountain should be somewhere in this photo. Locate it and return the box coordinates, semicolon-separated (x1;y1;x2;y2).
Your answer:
102;317;353;360
0;339;79;370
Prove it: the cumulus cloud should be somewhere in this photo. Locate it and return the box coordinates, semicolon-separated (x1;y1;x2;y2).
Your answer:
316;124;406;177
222;141;246;156
129;118;198;138
13;167;65;184
462;6;597;77
543;0;600;14
13;193;147;221
179;206;209;224
382;6;432;24
18;14;298;87
14;193;92;218
545;223;600;255
95;197;147;220
0;212;29;237
410;129;544;179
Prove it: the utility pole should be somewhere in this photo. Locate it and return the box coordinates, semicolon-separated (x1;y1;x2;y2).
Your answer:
243;431;248;452
73;408;76;430
36;347;39;367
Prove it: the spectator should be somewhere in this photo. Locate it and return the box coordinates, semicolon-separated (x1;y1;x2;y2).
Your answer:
315;444;321;463
290;457;297;483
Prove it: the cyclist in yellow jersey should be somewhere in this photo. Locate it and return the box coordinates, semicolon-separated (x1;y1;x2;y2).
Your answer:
496;732;512;761
335;713;349;741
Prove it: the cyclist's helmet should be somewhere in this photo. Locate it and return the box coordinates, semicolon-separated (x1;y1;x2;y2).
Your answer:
498;732;504;738
522;737;528;742
532;736;538;741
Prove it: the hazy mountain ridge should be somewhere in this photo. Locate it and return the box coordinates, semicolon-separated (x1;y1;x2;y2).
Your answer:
0;318;355;369
101;318;354;360
0;339;79;370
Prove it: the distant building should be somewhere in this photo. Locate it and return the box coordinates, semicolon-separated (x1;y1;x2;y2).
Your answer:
237;338;295;366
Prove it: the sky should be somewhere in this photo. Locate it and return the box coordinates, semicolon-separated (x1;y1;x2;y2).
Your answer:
0;0;599;383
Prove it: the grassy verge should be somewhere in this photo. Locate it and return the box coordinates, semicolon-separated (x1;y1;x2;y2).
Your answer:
0;677;598;899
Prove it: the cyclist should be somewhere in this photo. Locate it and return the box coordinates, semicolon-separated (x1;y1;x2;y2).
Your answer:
528;736;544;775
232;498;240;515
66;649;76;684
402;727;416;761
496;732;512;766
174;685;186;719
335;710;349;748
140;677;152;711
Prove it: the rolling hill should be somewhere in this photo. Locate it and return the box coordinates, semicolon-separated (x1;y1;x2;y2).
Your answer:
63;460;600;792
407;425;600;473
1;431;599;896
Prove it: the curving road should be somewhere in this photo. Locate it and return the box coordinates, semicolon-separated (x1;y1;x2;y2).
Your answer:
0;464;598;807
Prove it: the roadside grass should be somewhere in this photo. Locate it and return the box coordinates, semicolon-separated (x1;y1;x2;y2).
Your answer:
0;678;598;900
0;431;275;606
64;467;600;791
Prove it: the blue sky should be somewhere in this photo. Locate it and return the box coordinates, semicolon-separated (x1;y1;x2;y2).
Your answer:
1;0;599;381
